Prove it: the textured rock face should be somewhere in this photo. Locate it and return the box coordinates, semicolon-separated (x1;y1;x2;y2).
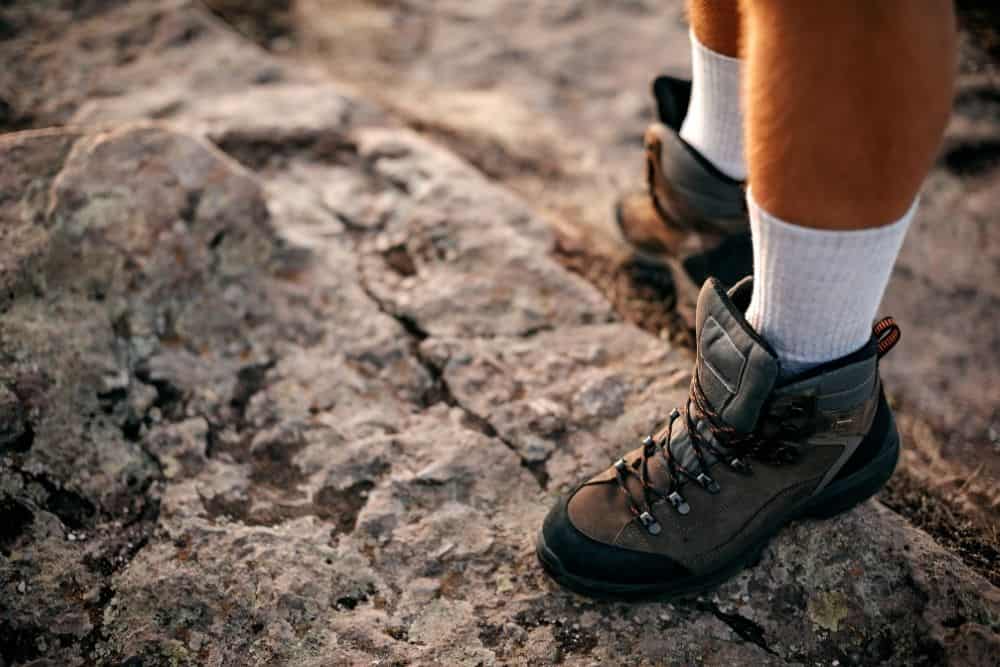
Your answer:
0;2;998;666
291;0;1000;535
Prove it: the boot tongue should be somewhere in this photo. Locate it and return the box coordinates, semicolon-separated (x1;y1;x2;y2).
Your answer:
693;278;779;434
646;278;779;477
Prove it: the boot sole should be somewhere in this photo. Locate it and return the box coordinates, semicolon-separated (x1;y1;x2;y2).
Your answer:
536;417;900;600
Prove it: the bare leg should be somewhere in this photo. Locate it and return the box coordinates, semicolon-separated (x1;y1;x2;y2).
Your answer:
687;0;740;58
743;1;956;230
740;0;957;375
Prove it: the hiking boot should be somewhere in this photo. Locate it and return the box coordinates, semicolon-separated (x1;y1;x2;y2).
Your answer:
537;277;902;599
615;76;752;323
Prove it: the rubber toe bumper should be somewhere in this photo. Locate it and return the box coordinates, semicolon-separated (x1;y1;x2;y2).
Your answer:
538;487;692;589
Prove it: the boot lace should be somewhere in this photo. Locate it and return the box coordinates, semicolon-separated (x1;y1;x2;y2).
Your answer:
614;316;901;535
612;368;803;535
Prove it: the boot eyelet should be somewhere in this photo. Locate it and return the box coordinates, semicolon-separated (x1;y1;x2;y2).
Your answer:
729;457;750;473
638;511;662;535
613;458;628;473
668;491;690;515
696;473;721;494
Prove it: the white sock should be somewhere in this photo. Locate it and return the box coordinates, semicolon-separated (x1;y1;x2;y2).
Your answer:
679;30;746;181
744;191;915;377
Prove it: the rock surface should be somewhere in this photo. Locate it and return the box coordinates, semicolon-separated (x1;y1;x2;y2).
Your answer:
291;0;1000;535
0;2;998;666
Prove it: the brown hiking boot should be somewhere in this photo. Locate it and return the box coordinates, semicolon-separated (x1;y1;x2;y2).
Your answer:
615;76;752;322
537;277;902;598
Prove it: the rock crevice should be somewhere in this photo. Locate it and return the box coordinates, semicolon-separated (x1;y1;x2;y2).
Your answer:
0;2;997;666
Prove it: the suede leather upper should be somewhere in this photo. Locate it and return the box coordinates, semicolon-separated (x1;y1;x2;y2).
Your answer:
615;75;751;288
544;278;885;582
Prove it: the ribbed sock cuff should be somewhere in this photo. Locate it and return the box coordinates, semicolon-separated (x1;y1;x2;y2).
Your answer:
678;30;746;181
744;191;915;377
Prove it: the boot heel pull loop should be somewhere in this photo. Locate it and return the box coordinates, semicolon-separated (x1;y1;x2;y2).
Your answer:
873;317;900;358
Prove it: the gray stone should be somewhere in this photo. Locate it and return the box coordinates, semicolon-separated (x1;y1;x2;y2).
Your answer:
0;385;29;451
0;2;997;666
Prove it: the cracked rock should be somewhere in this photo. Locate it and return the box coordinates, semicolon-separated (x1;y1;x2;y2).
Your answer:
0;2;997;665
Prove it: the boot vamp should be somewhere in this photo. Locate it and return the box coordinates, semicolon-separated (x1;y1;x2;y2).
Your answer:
558;276;881;579
567;437;845;575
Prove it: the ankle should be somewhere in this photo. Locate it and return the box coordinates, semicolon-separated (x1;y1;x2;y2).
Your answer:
744;191;915;378
679;30;747;181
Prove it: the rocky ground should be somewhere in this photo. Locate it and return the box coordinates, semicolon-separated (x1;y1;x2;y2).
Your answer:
282;0;1000;541
0;1;998;666
274;0;1000;579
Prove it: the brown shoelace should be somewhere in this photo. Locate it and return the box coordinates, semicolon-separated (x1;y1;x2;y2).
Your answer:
612;368;776;535
614;317;901;535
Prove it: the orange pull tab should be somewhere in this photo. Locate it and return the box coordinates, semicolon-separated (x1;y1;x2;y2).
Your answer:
873;317;901;358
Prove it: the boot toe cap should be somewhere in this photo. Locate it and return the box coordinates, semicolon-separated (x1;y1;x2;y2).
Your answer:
539;485;692;589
